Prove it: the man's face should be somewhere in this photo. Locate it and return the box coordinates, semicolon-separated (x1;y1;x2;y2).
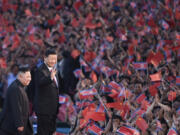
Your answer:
45;54;57;67
21;71;31;86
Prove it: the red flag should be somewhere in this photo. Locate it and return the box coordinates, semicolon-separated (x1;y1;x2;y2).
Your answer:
176;76;180;85
106;102;123;110
106;36;114;42
88;124;104;135
128;44;134;56
54;14;60;22
48;19;56;26
46;29;50;38
74;1;83;11
85;112;106;121
58;34;66;43
108;81;121;91
29;34;35;42
73;69;83;78
149;85;158;96
25;9;32;17
141;100;150;110
136;93;146;104
136;116;148;132
150;72;161;81
71;18;79;28
90;71;97;83
79;119;89;129
116;126;132;135
175;9;180;20
84;51;96;62
168;91;176;101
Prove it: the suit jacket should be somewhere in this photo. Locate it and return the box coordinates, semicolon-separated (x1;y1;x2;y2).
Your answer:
0;80;33;135
34;63;60;115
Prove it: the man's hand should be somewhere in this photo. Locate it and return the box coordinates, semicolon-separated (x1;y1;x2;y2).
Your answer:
51;68;57;80
17;126;24;132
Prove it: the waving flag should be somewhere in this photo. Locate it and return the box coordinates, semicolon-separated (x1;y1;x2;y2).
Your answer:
80;58;87;66
176;76;180;85
164;50;172;63
88;124;104;135
59;95;68;104
150;72;162;82
108;81;122;91
73;69;83;78
149;84;158;96
100;85;111;94
106;102;124;110
96;104;105;113
131;108;146;118
100;66;112;77
85;112;106;121
167;128;178;135
79;88;97;96
124;125;140;135
161;20;169;30
133;62;147;70
136;93;146;104
116;125;140;135
136;116;148;132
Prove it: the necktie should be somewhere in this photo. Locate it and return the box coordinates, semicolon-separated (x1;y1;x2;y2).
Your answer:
50;69;58;87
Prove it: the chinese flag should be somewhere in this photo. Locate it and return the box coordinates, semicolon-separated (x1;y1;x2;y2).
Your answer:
136;116;148;132
150;72;161;81
168;91;176;101
85;112;105;121
149;85;158;96
106;102;123;110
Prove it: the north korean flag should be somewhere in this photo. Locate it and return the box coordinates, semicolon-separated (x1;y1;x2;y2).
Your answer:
133;62;147;70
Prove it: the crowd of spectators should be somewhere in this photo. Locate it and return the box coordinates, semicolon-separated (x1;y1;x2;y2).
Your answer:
0;0;180;134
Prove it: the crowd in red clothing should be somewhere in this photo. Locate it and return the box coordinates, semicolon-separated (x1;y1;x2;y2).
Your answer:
0;0;180;134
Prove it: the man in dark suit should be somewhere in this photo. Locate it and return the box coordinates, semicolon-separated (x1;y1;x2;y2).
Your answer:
34;49;59;135
0;65;33;135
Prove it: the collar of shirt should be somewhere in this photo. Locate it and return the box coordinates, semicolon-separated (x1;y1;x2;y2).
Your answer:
45;63;53;71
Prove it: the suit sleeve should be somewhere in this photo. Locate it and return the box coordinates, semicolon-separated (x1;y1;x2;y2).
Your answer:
9;88;23;128
37;69;53;87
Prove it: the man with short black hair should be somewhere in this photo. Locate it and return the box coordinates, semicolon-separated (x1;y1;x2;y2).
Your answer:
0;65;33;135
34;49;60;135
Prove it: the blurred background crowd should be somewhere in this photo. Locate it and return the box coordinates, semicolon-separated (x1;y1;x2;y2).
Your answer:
0;0;180;134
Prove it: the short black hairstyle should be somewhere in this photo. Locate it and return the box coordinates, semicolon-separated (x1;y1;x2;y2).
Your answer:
18;64;30;73
45;49;57;57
